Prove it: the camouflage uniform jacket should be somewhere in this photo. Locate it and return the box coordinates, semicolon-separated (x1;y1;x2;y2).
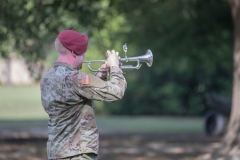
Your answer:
40;62;127;159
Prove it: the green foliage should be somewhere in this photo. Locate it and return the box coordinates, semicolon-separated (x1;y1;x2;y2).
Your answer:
0;0;111;61
106;0;233;115
0;0;234;116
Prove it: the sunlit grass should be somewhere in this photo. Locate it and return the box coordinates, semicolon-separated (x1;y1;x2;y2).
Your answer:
97;116;203;133
0;85;48;120
0;85;204;134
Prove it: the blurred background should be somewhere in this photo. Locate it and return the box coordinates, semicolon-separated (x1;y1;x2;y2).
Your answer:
0;0;234;160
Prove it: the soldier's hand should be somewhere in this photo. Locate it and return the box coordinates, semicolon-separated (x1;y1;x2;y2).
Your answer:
96;64;108;79
105;50;120;68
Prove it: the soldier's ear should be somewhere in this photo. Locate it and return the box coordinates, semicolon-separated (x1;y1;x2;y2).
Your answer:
71;51;77;58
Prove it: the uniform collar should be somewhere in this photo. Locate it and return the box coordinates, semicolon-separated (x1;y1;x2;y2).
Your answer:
54;62;76;71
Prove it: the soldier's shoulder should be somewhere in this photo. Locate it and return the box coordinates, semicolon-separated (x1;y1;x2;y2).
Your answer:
77;72;106;87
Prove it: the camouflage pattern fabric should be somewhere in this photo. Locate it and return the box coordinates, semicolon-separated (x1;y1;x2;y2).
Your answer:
40;62;127;159
57;153;97;160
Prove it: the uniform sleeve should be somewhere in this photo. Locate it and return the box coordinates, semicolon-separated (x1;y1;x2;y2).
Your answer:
75;66;127;102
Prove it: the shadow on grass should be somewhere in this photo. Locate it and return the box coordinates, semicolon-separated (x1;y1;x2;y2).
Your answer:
0;132;220;160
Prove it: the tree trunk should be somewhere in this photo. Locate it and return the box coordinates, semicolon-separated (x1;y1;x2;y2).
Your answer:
6;57;11;86
212;0;240;158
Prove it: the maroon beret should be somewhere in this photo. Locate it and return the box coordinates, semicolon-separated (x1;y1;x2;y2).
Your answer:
57;30;88;55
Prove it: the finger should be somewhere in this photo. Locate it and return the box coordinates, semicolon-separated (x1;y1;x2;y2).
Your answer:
104;61;110;67
102;64;108;68
106;50;111;57
116;52;119;56
111;50;115;54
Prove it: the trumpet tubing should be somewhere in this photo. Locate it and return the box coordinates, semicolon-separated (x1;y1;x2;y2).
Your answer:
83;50;153;72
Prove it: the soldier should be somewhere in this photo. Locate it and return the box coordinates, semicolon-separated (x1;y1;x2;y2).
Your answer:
40;30;127;160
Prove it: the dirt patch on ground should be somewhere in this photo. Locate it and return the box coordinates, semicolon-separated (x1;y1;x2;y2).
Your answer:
0;133;220;160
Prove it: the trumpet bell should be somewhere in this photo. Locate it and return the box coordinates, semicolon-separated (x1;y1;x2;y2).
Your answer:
122;49;153;67
145;50;153;67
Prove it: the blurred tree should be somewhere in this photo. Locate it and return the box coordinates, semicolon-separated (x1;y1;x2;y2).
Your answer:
0;0;113;82
0;0;110;61
0;0;234;117
208;0;240;159
106;0;233;115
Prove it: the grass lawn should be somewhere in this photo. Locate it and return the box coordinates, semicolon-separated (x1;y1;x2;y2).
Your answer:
97;116;203;134
0;85;48;120
0;85;204;134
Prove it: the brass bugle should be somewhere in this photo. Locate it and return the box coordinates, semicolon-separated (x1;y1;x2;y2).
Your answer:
83;50;153;72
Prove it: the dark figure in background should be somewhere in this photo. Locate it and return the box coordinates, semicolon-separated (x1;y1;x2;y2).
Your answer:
40;30;127;160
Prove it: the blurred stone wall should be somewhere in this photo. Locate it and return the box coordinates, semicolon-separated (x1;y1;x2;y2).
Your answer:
0;56;34;85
